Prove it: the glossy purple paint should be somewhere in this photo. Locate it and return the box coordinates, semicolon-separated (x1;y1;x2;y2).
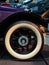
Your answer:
0;6;24;22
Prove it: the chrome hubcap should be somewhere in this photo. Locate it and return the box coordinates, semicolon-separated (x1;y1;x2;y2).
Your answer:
18;36;28;46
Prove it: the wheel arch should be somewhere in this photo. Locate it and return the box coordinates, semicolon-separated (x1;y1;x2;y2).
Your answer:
0;11;47;33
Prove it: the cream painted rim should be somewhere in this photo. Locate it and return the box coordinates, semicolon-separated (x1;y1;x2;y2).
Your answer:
5;21;42;60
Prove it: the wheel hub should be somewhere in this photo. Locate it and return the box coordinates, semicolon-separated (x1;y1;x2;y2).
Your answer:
18;36;28;46
10;27;37;54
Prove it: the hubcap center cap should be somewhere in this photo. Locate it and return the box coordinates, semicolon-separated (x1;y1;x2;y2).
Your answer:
18;36;28;46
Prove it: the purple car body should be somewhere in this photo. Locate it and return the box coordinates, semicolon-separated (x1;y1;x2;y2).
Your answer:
0;5;24;22
0;5;48;35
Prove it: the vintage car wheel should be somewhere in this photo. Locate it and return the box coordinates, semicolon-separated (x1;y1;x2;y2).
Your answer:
5;21;43;60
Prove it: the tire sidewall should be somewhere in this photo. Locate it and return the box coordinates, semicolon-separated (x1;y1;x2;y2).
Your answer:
5;21;43;60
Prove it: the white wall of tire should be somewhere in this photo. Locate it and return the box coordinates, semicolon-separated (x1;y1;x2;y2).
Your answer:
5;21;43;60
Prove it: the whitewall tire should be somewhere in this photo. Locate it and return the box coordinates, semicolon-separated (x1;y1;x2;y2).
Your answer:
5;21;43;60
